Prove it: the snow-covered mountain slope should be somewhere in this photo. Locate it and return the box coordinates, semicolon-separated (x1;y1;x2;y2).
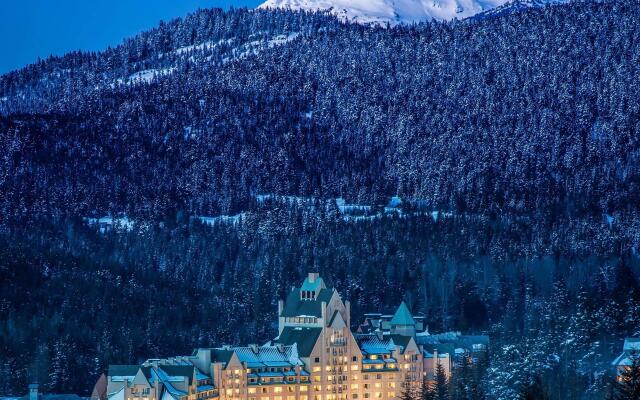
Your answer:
258;0;564;24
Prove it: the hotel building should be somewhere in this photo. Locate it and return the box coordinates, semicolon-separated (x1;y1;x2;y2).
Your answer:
105;274;486;400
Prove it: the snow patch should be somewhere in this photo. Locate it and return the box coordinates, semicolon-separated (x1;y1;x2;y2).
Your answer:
196;214;246;226
84;216;134;233
127;67;176;85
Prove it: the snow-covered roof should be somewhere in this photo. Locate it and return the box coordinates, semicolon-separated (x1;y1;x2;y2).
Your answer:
232;344;303;367
623;338;640;351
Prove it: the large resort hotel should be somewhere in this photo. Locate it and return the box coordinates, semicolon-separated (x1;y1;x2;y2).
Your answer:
103;274;488;400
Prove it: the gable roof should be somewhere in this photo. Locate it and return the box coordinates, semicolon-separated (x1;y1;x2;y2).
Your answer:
275;327;323;357
390;302;415;326
281;288;334;318
389;335;413;353
329;310;347;329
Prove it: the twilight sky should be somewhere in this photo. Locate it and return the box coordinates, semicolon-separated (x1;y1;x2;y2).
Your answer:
0;0;262;74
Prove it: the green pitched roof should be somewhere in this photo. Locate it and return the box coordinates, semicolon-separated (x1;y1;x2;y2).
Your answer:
275;327;322;357
281;288;334;318
108;365;140;377
300;275;324;292
389;334;412;352
390;302;415;326
211;349;234;365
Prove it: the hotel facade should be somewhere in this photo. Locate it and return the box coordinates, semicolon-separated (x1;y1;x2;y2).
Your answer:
105;274;487;400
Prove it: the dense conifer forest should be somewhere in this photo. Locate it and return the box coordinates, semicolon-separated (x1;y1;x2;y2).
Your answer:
1;1;640;399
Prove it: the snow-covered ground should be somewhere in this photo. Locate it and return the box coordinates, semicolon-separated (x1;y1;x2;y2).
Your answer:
196;214;246;226
127;67;176;85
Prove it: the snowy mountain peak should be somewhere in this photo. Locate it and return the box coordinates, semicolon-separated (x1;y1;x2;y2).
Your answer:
258;0;563;24
259;0;504;24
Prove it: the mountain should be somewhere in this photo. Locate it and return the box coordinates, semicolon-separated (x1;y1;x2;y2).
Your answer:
1;0;638;220
1;1;640;399
258;0;567;24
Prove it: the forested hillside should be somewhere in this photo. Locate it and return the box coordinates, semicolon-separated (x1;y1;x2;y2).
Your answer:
1;1;640;399
1;204;639;399
2;1;639;219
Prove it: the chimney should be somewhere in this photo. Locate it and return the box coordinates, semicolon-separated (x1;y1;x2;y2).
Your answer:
433;350;438;376
345;300;351;327
308;273;319;283
278;300;284;316
29;384;39;400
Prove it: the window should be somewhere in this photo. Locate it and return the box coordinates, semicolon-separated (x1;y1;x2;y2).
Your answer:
351;365;359;371
352;356;358;362
315;357;320;363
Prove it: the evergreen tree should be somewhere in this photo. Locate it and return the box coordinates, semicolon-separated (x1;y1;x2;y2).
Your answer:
400;374;417;400
433;362;449;400
421;374;435;400
518;375;550;400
